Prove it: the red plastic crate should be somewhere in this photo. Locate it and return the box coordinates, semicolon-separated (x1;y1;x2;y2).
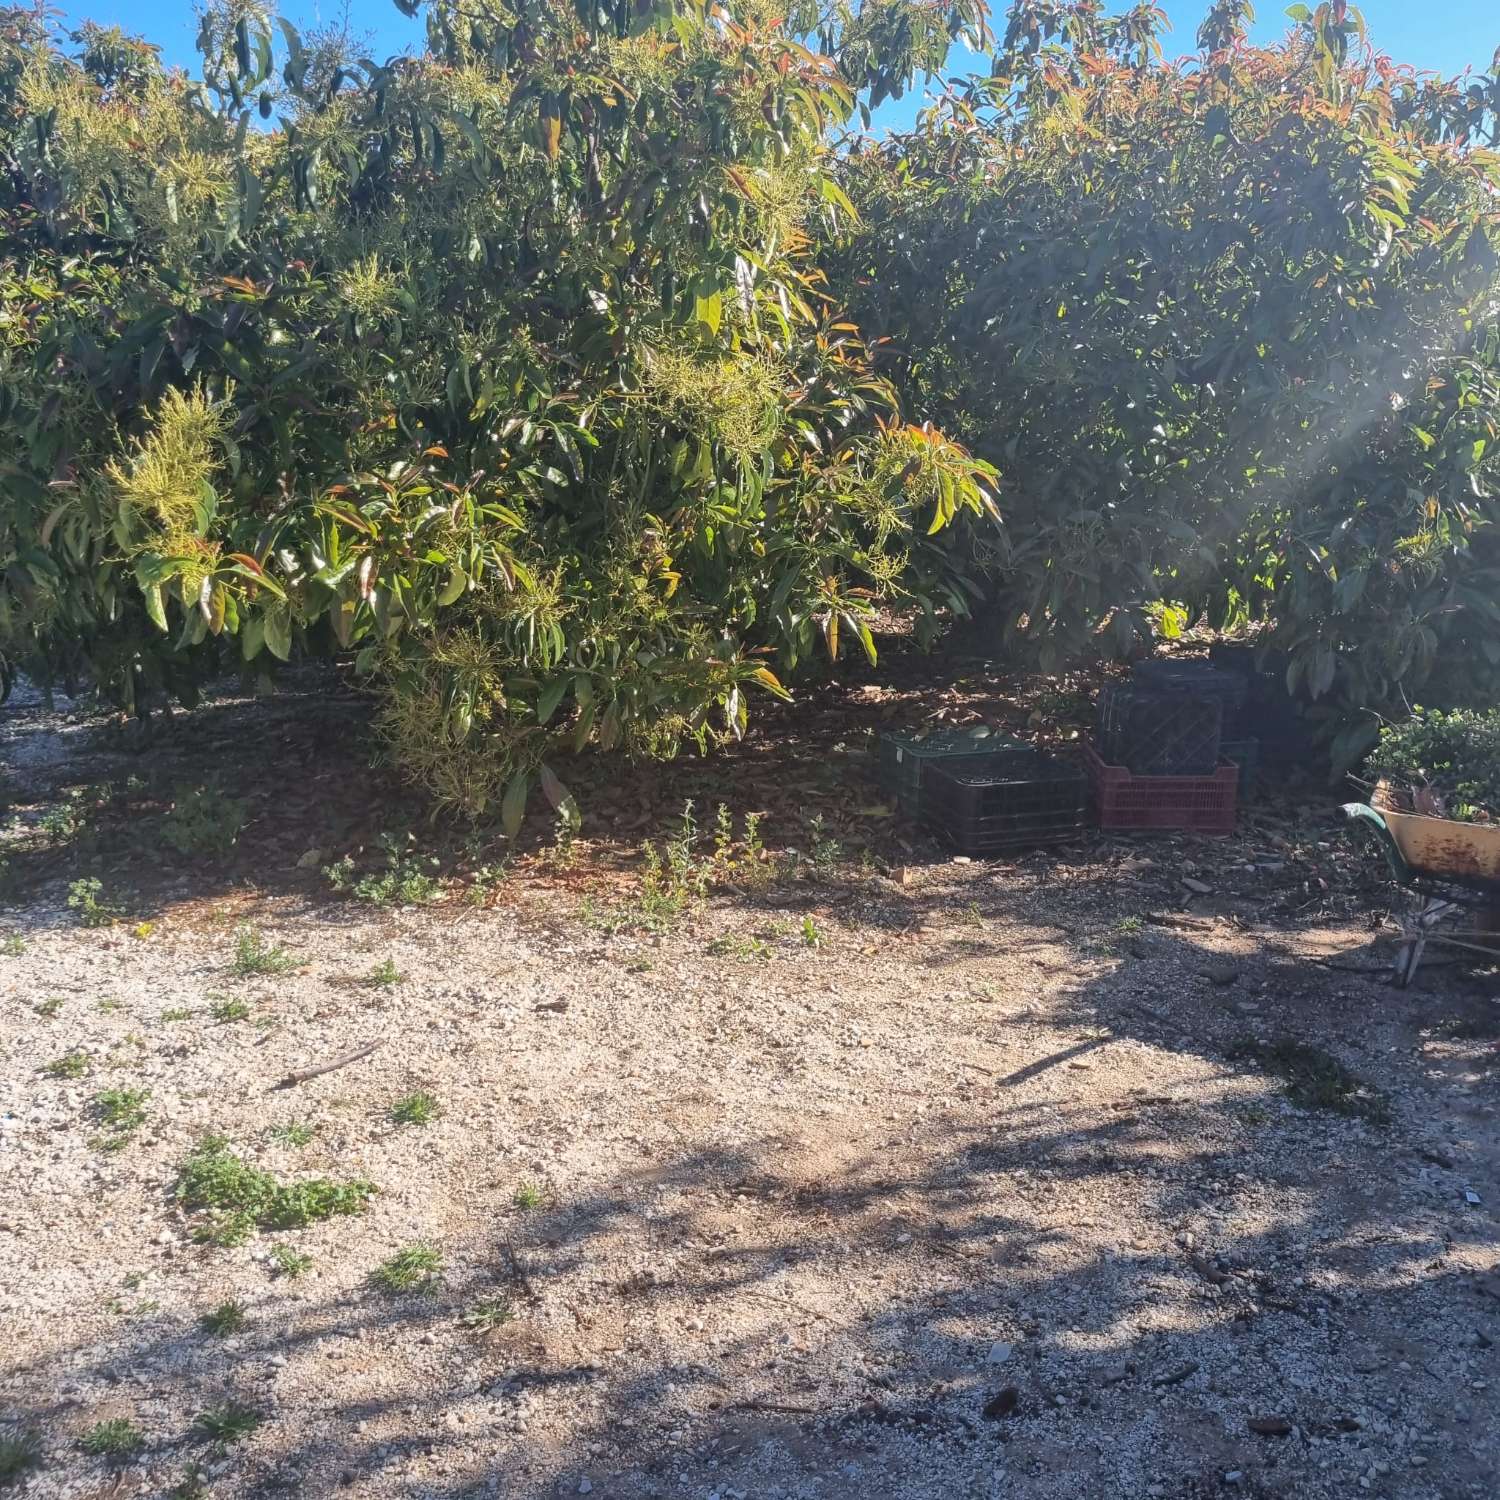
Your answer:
1083;742;1238;834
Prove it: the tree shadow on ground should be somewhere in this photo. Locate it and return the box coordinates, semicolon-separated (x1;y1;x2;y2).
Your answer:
8;910;1498;1499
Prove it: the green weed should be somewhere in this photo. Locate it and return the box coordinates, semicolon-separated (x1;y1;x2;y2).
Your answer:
268;1244;312;1279
162;783;246;858
67;877;119;928
209;994;251;1023
389;1091;440;1127
706;932;770;963
464;861;509;907
463;1295;514;1331
33;995;63;1017
512;1181;545;1211
92;1087;150;1144
370;1244;443;1294
269;1121;316;1148
44;1049;91;1079
200;1299;246;1336
231;927;296;978
174;1136;375;1246
368;957;403;987
41;797;84;842
325;834;441;906
801;914;822;948
79;1419;142;1457
168;1464;210;1498
0;933;25;957
192;1403;261;1445
0;1428;43;1482
1229;1037;1389;1124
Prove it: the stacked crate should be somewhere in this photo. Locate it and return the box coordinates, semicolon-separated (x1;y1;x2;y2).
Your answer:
1207;642;1315;774
1088;660;1243;833
920;749;1089;855
877;726;1026;817
879;729;1087;855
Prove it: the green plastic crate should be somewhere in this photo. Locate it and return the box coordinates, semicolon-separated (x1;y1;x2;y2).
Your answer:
878;726;1027;817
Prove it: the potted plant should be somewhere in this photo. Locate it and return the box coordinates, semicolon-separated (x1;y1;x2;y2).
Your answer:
1363;709;1500;882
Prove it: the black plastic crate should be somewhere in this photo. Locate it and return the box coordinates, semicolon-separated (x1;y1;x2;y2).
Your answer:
878;726;1026;816
1221;736;1260;796
1256;716;1317;773
922;749;1089;855
1208;642;1298;710
1098;683;1223;777
1131;659;1248;734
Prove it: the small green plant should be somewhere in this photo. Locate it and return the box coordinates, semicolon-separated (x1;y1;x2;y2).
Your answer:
325;833;441;906
79;1419;143;1457
200;1299;246;1336
92;1087;150;1146
33;995;63;1017
1114;914;1144;935
389;1091;440;1127
1229;1037;1389;1124
268;1244;313;1279
192;1403;261;1445
168;1464;210;1499
44;1049;91;1079
269;1121;316;1148
209;994;251;1023
370;1243;443;1294
706;803;774;886
463;1294;515;1331
96;996;122;1013
547;803;582;868
804;813;842;873
368;958;403;987
40;796;84;842
706;932;770;963
162;783;247;858
636;800;711;928
0;933;25;957
0;1428;43;1483
464;860;509;906
174;1136;375;1246
800;914;822;949
1367;707;1500;822
67;877;119;928
231;927;296;978
512;1181;545;1211
161;1005;195;1021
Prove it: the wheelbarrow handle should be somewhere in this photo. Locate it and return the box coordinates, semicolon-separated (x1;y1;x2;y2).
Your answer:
1341;801;1414;887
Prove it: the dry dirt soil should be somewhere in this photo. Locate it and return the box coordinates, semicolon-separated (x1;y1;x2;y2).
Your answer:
1;669;1498;1500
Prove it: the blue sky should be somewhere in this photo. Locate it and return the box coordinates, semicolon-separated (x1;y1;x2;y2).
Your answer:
59;1;1499;133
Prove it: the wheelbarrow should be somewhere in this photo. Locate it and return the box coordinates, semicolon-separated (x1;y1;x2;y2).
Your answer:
1343;799;1500;987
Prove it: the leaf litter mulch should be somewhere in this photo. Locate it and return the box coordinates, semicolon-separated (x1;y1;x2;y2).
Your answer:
1;654;1497;1500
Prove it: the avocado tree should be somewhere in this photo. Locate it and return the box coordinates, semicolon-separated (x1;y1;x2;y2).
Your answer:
0;0;994;819
839;1;1500;762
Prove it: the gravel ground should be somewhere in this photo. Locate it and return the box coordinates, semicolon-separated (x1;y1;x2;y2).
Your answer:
1;678;1498;1500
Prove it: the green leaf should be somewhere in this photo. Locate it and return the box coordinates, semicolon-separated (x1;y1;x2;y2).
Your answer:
536;677;569;724
437;565;467;606
143;581;168;632
500;771;531;838
538;763;580;826
694;290;723;335
263;609;292;662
